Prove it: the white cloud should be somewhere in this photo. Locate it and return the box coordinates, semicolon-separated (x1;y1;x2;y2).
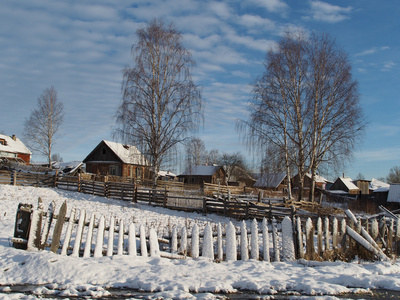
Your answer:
355;46;389;57
238;14;276;31
382;61;396;71
208;1;233;19
247;0;288;13
308;1;352;23
356;147;400;162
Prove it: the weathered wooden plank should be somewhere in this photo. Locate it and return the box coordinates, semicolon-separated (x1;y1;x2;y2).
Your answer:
83;214;95;258
94;216;105;257
61;207;76;255
50;201;67;253
72;209;86;257
40;201;55;250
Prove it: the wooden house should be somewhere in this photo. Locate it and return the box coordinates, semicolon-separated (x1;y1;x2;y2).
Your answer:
329;177;360;195
292;173;330;190
254;172;287;191
0;134;31;164
178;165;227;185
83;140;149;180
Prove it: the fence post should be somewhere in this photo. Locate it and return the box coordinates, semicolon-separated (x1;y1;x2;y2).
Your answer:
104;176;108;198
134;186;138;203
78;173;81;192
202;197;207;215
13;170;17;186
268;200;272;222
163;186;167;208
54;170;58;187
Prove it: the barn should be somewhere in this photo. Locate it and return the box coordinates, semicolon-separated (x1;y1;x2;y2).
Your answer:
0;134;31;164
83;140;149;180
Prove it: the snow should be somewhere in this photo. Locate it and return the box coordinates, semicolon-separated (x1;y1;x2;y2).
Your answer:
2;185;400;299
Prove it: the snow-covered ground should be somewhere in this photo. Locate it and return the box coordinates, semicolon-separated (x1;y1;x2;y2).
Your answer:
2;184;400;299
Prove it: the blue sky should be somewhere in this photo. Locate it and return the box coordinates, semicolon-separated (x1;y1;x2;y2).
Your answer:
1;0;399;180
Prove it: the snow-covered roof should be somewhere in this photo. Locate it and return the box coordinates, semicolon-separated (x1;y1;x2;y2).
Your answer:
387;184;400;203
369;178;390;191
180;165;222;176
103;140;148;165
158;170;177;178
340;177;359;191
0;134;31;156
254;172;286;189
304;173;330;183
53;161;84;174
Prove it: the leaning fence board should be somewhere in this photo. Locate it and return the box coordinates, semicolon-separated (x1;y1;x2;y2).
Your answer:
61;208;76;256
50;201;67;253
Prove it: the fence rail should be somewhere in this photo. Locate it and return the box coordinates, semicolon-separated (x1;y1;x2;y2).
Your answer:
11;199;396;262
0;169;304;221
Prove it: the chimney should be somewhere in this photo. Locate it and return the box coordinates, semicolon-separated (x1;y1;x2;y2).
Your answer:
11;134;16;141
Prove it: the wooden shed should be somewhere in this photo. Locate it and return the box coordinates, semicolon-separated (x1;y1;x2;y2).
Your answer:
83;140;149;180
329;177;360;195
254;172;287;191
178;165;227;185
0;134;31;164
292;173;330;190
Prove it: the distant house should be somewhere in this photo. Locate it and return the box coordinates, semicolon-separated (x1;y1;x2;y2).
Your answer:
83;140;149;180
226;165;256;188
254;172;287;191
178;165;226;185
0;134;31;164
329;177;360;195
387;184;400;203
292;173;330;190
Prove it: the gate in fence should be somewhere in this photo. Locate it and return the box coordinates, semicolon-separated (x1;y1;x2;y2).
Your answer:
11;198;397;262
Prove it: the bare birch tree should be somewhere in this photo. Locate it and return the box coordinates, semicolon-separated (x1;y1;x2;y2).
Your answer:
238;31;364;201
306;32;365;201
184;137;207;176
116;19;203;184
23;86;64;167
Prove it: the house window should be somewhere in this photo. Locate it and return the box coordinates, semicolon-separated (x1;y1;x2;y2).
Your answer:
102;149;106;155
0;139;6;146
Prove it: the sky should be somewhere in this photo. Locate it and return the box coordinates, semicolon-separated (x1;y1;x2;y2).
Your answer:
1;0;399;180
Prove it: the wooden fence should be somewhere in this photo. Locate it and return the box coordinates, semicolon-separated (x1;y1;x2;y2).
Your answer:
203;182;243;195
134;187;303;220
11;199;397;262
1;170;314;221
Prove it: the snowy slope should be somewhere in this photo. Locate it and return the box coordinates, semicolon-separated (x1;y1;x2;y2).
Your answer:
2;184;400;299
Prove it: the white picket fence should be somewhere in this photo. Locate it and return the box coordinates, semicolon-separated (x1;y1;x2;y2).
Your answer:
13;199;392;262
